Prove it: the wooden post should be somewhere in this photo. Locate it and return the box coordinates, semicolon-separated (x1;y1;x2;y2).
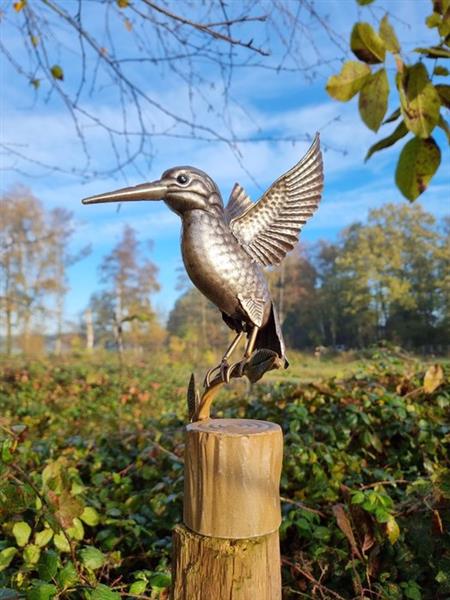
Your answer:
172;418;283;600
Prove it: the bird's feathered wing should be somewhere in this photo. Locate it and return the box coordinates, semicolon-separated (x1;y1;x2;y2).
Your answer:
225;134;323;267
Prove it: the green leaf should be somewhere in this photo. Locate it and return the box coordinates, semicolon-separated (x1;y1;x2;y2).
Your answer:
395;137;441;200
359;68;389;131
379;15;400;53
12;521;32;547
26;583;57;600
56;561;78;589
0;547;17;572
129;580;147;594
397;64;441;137
80;546;105;570
402;581;422;600
433;65;449;76
356;0;374;5
50;65;64;81
24;544;41;565
38;550;59;581
383;107;401;124
437;115;450;143
435;570;449;584
435;84;450;108
365;121;408;161
326;61;371;101
370;433;383;452
53;532;70;553
80;506;100;527
35;528;53;548
374;507;390;523
414;46;450;58
351;491;365;504
439;10;450;37
89;584;120;600
426;13;442;28
150;572;171;590
1;439;14;463
351;22;386;64
386;516;400;544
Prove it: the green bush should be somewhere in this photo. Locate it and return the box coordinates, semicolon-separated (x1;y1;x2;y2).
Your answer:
0;352;449;599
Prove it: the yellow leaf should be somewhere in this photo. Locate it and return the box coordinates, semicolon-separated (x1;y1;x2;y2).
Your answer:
379;14;400;54
13;0;27;12
23;544;41;565
351;22;386;64
34;528;53;547
395;136;441;201
386;516;400;544
12;521;31;547
326;61;371;101
50;65;64;81
423;364;444;393
117;0;129;7
53;532;70;553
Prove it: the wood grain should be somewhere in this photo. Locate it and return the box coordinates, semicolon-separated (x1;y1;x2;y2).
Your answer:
183;418;283;539
171;524;281;600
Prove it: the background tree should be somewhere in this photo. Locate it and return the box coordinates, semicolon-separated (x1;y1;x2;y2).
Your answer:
314;241;353;349
0;187;83;354
166;287;230;363
268;251;320;349
91;224;161;357
435;215;450;346
336;203;442;347
260;203;447;352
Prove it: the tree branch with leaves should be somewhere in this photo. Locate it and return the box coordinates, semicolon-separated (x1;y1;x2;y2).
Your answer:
326;0;449;200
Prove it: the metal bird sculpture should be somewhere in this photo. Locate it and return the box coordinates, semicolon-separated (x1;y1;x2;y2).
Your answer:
82;134;323;420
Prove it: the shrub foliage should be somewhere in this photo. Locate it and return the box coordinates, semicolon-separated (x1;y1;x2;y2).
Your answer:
0;352;449;599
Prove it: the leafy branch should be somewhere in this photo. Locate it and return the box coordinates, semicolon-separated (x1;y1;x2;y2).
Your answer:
326;0;449;200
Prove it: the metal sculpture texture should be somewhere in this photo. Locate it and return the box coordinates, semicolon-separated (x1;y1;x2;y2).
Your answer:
82;134;323;420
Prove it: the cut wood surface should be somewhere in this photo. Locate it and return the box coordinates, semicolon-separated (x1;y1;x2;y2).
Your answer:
171;524;281;600
184;418;283;539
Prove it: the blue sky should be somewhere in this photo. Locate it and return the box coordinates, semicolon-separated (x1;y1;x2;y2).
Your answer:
1;0;449;328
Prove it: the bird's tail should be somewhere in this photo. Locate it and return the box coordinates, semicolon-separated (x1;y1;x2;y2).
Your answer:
255;302;288;368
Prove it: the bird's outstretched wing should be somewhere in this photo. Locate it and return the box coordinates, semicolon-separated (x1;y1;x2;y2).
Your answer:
226;134;323;267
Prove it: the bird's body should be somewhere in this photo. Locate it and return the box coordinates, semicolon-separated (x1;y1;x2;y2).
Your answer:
82;135;324;382
180;209;271;328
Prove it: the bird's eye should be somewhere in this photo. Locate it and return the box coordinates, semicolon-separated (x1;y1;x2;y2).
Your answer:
176;174;189;185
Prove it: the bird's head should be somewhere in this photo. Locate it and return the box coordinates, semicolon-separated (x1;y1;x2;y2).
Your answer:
82;166;223;216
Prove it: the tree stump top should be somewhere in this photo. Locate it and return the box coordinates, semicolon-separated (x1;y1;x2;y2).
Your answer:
188;418;280;436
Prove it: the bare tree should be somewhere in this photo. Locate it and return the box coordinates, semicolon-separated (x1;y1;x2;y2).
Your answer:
1;0;346;180
93;224;160;357
0;187;87;354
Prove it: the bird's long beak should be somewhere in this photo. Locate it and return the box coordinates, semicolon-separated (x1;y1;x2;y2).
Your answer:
82;180;167;205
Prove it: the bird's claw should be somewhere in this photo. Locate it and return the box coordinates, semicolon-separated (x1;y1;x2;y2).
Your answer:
204;360;230;388
204;359;247;387
224;359;246;382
